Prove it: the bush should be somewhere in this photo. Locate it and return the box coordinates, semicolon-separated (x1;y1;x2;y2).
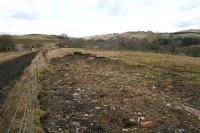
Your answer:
0;35;15;52
183;46;200;57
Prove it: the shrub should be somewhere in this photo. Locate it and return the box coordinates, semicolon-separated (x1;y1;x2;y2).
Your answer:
0;35;15;52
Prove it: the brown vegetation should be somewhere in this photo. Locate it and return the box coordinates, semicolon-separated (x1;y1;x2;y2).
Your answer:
38;48;200;132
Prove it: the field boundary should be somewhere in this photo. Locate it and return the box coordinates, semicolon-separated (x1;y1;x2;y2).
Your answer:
0;51;46;133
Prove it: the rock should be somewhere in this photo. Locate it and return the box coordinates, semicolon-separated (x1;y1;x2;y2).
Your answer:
64;73;69;77
71;122;81;127
95;106;101;110
136;73;140;76
92;100;98;103
141;121;154;129
166;103;172;108
123;99;128;102
103;104;108;107
85;114;94;119
88;57;95;60
129;119;136;122
134;112;137;115
153;94;158;97
105;74;109;77
138;112;142;115
140;117;145;121
73;93;80;96
122;128;129;132
137;117;140;122
55;125;61;128
138;117;145;122
73;93;81;99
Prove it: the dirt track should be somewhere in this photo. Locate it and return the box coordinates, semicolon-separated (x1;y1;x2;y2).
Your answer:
0;52;38;107
39;52;200;133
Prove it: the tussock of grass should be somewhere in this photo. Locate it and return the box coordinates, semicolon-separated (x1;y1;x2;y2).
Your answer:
35;107;45;133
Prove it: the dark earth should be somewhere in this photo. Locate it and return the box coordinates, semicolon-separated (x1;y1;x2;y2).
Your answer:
39;52;200;133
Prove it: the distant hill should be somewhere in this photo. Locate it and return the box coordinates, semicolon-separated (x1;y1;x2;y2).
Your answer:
84;31;162;40
13;34;60;42
1;30;200;57
0;34;62;52
178;29;200;33
65;30;200;57
85;30;200;40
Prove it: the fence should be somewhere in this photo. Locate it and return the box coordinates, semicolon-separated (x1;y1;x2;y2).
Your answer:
1;51;46;133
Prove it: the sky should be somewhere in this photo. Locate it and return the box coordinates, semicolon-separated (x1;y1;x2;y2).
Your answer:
0;0;200;37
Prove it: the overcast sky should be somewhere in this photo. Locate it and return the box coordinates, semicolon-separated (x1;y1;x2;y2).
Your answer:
0;0;200;37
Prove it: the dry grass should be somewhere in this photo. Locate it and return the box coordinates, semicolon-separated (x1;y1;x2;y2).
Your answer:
0;52;27;63
0;70;31;132
13;34;59;42
47;48;200;74
0;52;46;133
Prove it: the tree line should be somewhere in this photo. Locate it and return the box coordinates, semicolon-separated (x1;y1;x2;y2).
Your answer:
57;34;200;57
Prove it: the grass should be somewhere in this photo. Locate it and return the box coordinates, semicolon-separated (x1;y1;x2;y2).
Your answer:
47;48;200;73
13;34;59;42
0;51;46;133
0;52;27;63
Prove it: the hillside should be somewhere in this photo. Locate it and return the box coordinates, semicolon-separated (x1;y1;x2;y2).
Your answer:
13;34;60;42
1;29;200;57
13;34;61;49
0;34;61;52
63;30;200;57
178;29;200;33
84;31;162;40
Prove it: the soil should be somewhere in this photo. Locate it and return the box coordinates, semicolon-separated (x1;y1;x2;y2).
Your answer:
0;52;38;107
39;52;200;133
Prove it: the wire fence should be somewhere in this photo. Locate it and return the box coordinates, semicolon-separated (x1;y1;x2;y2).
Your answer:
5;51;46;133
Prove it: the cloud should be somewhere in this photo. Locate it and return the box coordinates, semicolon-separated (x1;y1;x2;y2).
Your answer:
97;0;108;9
177;21;196;28
176;17;200;28
96;0;127;16
10;10;38;21
178;0;200;11
0;0;200;36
